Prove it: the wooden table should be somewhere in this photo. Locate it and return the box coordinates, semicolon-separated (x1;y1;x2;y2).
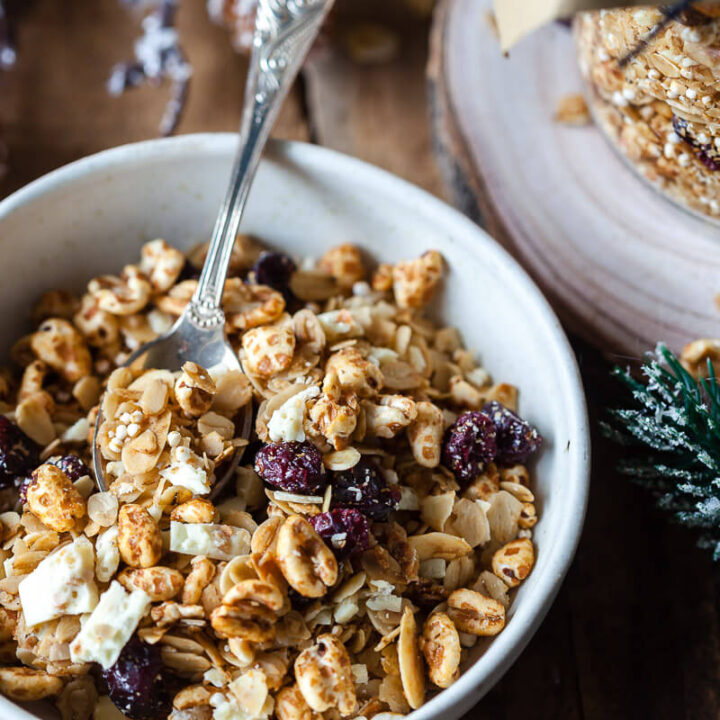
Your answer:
1;1;717;718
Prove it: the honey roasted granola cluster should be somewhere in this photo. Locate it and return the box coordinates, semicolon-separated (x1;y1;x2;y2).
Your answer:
0;237;543;720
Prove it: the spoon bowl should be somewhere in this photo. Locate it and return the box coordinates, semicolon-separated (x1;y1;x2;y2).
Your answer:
127;312;239;374
91;312;253;494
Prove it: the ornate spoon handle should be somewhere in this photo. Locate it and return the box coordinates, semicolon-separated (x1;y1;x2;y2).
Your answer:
190;0;334;327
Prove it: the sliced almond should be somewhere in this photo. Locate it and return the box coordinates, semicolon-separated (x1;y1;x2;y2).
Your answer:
140;379;169;415
420;492;455;532
398;607;425;709
407;532;472;561
444;498;490;548
323;447;361;471
16;394;55;445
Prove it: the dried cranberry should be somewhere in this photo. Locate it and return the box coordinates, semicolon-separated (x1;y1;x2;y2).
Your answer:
673;115;720;171
48;454;90;482
309;508;371;559
177;260;201;282
252;252;297;293
482;401;542;465
18;477;31;505
0;416;39;489
442;411;497;484
332;459;400;522
287;586;316;610
254;441;326;494
102;636;172;720
697;148;720;172
405;578;450;609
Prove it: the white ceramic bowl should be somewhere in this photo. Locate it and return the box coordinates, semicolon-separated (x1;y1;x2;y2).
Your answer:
0;134;589;720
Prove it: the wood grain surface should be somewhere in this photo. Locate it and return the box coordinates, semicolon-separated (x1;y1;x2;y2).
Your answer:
1;1;717;719
428;0;720;359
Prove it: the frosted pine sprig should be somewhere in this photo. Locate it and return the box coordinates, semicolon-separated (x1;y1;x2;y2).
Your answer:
602;343;720;559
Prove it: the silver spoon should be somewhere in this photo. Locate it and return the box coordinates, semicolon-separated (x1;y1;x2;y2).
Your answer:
93;0;335;493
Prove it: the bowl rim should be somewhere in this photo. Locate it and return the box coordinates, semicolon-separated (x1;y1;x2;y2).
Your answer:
0;133;590;720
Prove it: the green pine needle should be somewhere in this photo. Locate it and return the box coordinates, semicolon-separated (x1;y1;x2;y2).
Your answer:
603;343;720;558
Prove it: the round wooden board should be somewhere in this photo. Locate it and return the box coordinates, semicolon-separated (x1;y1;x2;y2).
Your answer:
428;0;720;357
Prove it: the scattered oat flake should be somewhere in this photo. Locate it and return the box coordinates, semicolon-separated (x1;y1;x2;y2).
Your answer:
554;93;591;126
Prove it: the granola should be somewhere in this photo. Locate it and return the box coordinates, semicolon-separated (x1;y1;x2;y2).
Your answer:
575;5;720;218
0;237;544;719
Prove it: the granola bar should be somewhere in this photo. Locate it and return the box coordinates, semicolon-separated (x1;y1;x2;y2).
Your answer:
575;5;720;218
0;236;543;720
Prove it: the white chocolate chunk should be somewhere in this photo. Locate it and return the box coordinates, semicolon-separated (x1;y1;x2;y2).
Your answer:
19;536;99;628
229;668;268;717
160;445;212;495
70;581;151;669
267;385;319;443
170;521;251;561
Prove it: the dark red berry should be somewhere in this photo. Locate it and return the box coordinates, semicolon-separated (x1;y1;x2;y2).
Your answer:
673;115;720;171
405;578;449;609
442;411;497;484
254;441;326;494
252;252;297;293
309;508;371;559
332;459;400;522
102;636;172;720
178;259;201;282
482;401;542;465
0;416;39;489
18;477;31;505
48;454;90;482
287;586;316;610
